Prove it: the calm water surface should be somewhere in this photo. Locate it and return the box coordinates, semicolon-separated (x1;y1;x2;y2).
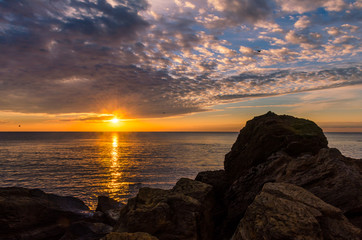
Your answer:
0;132;361;209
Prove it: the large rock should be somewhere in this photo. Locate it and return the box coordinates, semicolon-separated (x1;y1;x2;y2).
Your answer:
224;111;328;182
232;183;361;240
101;232;159;240
96;196;124;226
224;148;362;234
115;178;215;240
0;187;90;240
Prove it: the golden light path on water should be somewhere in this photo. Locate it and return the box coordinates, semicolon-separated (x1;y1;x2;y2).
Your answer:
105;133;130;202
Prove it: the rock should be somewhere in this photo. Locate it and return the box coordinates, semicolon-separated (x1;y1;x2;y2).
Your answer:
0;187;90;240
224;148;362;235
232;182;361;240
97;196;122;213
59;221;112;240
96;196;124;225
224;111;328;182
195;170;229;240
101;232;159;240
115;178;215;240
195;170;228;196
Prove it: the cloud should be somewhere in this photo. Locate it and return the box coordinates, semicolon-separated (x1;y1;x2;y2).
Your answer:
207;0;273;24
276;0;347;14
0;0;361;120
294;16;311;29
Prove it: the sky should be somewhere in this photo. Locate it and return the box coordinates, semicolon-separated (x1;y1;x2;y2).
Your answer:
0;0;361;132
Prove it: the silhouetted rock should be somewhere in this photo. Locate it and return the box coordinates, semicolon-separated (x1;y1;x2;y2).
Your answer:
101;232;159;240
59;221;112;240
97;196;121;213
224;111;328;182
0;187;90;240
96;196;124;226
195;170;229;239
195;170;228;196
115;178;215;240
225;148;362;234
232;182;361;240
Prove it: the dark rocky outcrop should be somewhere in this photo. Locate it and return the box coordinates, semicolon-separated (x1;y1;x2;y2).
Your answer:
96;196;124;226
0;187;90;240
224;148;362;234
232;182;361;240
224;111;328;182
59;221;112;240
114;178;215;240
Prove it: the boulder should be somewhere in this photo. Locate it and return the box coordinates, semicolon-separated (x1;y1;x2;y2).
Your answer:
115;178;215;240
224;148;362;234
59;221;112;240
96;196;124;225
101;232;159;240
0;187;90;240
224;111;328;182
232;182;361;240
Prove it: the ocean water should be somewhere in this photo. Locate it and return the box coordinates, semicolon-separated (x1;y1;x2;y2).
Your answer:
0;132;361;209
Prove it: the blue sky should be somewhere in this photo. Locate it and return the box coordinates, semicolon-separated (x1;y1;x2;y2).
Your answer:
0;0;361;131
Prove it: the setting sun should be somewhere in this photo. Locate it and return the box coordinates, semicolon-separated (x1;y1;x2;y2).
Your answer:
110;118;120;124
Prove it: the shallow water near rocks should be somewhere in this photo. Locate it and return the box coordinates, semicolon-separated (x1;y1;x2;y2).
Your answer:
0;132;360;209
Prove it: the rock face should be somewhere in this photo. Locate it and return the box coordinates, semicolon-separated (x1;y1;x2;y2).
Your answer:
115;178;215;240
0;187;90;240
224;111;328;182
225;148;362;234
232;183;361;240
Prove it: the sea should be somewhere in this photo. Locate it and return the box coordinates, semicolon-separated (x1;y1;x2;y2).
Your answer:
0;132;361;209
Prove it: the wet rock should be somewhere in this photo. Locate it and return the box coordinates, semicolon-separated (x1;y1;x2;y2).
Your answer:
224;111;328;182
115;178;214;240
0;187;90;240
232;182;361;240
101;232;159;240
225;148;362;234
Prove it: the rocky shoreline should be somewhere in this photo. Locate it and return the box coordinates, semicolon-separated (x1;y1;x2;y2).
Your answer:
1;112;361;240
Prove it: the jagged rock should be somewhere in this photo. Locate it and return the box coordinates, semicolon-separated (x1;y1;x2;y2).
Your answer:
96;196;124;225
0;187;90;240
115;178;214;240
224;111;328;182
225;148;362;235
101;232;159;240
232;183;361;240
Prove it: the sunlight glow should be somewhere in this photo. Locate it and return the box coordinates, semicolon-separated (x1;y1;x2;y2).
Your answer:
111;117;120;124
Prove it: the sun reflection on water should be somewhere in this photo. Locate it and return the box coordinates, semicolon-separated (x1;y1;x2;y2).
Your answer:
106;133;129;199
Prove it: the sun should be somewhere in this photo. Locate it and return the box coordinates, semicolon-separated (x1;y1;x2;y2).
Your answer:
110;117;120;124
